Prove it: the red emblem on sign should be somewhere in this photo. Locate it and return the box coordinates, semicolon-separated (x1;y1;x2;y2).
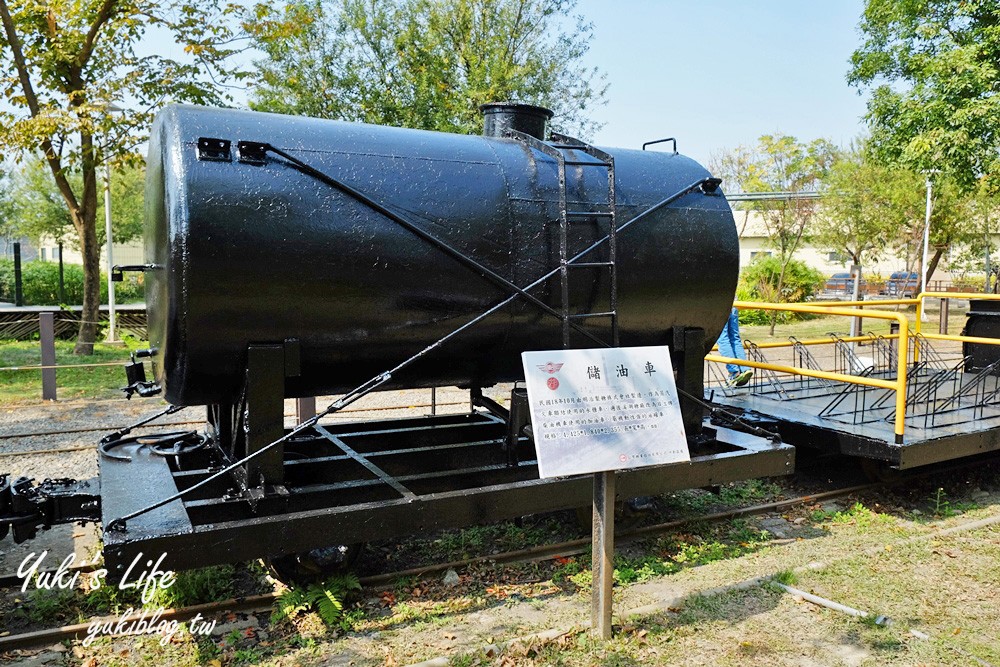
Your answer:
547;377;559;390
537;362;564;374
619;454;628;462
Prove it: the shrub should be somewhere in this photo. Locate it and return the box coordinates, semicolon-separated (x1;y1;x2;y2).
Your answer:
0;259;144;306
953;274;987;292
21;260;87;305
737;256;825;325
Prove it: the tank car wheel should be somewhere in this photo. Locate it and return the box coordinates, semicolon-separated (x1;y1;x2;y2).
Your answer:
264;544;363;586
859;458;905;483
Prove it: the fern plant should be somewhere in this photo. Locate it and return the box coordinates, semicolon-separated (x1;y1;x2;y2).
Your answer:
272;573;361;627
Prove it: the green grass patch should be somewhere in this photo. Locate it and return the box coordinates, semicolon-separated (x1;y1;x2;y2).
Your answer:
662;480;783;515
415;516;570;563
827;502;898;532
22;586;79;624
11;563;254;632
562;519;772;590
740;309;969;343
152;564;238;609
0;338;145;403
786;524;1000;665
928;487;980;518
771;569;798;586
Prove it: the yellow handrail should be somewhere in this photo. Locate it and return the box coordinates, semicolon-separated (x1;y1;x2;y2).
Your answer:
706;354;898;391
920;332;1000;346
803;298;919;308
716;333;901;351
915;291;1000;337
714;301;911;443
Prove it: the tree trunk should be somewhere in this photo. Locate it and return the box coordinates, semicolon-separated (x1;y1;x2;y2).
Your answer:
70;130;101;355
925;247;946;287
769;263;788;336
74;208;101;354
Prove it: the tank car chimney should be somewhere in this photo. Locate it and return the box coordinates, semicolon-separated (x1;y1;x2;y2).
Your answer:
480;102;553;141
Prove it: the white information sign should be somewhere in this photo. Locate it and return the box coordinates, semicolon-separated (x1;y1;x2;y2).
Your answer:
521;346;690;479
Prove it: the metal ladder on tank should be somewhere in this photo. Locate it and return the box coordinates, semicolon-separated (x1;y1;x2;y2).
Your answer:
547;132;620;348
512;131;620;347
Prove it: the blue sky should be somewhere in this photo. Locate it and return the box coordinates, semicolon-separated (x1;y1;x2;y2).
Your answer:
217;1;872;165
3;1;873;170
575;1;870;164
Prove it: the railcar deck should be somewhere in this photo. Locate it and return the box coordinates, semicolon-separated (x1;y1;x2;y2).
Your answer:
99;410;792;574
707;331;1000;469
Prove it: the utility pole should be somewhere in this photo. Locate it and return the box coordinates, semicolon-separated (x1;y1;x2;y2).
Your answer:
103;102;123;342
920;169;940;323
920;170;940;295
104;160;116;341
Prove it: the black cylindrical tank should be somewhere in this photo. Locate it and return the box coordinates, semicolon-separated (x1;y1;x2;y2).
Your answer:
145;105;738;406
963;299;1000;373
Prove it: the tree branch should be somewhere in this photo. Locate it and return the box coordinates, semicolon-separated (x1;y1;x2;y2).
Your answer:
77;0;117;74
0;0;41;116
0;0;81;212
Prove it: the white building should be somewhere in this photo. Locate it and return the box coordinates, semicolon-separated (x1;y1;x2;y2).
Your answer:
732;208;962;286
34;238;145;267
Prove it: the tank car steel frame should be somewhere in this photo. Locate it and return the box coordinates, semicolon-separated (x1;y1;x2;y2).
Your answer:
96;322;792;574
97;410;791;574
0;333;795;574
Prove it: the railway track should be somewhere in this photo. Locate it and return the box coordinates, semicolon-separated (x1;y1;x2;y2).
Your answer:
0;480;885;651
1;454;995;651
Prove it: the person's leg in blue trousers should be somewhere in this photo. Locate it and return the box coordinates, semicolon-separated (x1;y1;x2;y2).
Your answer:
716;307;748;379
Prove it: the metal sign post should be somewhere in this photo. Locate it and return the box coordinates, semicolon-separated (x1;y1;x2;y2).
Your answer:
521;345;690;640
592;469;615;638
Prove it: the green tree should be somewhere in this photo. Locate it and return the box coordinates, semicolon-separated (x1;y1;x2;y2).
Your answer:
246;0;607;137
7;159;73;244
849;0;1000;191
0;1;245;353
713;134;838;333
7;158;145;250
814;145;909;284
0;166;15;244
955;185;1000;289
815;145;970;288
869;169;970;284
98;162;145;247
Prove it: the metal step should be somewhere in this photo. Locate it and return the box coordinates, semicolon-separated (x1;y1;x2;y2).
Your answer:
566;211;614;218
564;160;611;168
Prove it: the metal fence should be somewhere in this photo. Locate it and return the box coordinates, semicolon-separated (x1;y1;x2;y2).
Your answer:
0;305;147;340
